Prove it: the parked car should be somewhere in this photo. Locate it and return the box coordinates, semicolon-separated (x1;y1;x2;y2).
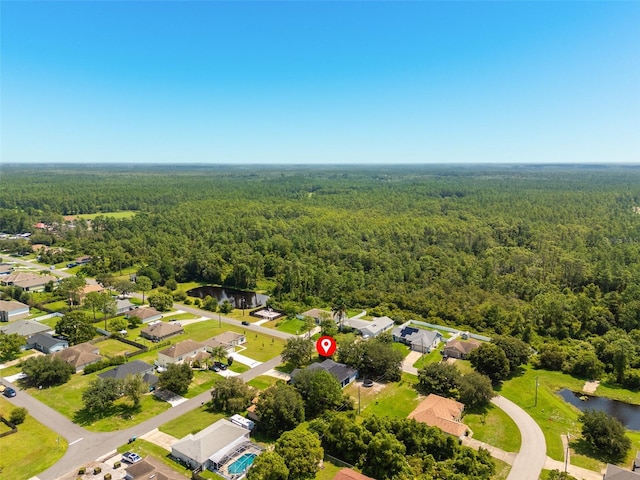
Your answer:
209;364;221;372
241;320;250;326
2;387;17;398
214;362;228;370
122;452;142;464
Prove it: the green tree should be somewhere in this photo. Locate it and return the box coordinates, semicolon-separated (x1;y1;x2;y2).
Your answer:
492;336;531;372
417;362;462;397
0;332;25;361
363;431;409;480
360;338;404;381
274;427;323;480
56;276;86;308
547;470;577;480
458;372;494;409
122;374;147;407
246;451;289;480
158;363;193;395
9;407;27;425
100;294;117;321
256;383;305;437
219;299;233;314
210;376;255;413
331;298;348;331
579;410;631;461
292;368;346;418
148;292;173;311
55;310;96;345
469;343;510;383
319;318;338;338
135;275;153;303
21;355;75;387
109;317;128;333
210;345;229;363
282;337;314;368
82;377;122;415
114;279;136;298
203;295;218;312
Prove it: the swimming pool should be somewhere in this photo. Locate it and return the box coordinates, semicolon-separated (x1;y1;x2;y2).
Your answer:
228;453;257;474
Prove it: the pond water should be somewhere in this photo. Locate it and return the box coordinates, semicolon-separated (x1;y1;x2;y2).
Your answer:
186;286;269;309
558;389;640;430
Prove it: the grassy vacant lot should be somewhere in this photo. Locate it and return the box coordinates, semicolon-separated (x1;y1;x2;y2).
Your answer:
183;370;223;399
95;337;138;357
274;317;306;334
76;210;137;220
0;396;67;480
497;365;640;471
162;312;199;321
159;404;225;438
348;373;421;419
28;370;170;432
247;375;280;390
184;319;285;362
464;404;521;453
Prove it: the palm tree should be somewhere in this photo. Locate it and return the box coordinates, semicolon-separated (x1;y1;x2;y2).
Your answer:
331;298;348;331
210;346;229;364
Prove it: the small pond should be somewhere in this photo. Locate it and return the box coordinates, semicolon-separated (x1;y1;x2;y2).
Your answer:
186;286;269;309
558;389;640;430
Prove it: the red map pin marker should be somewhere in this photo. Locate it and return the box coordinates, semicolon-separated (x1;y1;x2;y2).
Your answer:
316;336;337;357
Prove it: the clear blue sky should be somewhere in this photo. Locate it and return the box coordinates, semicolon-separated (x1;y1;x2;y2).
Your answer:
2;1;639;164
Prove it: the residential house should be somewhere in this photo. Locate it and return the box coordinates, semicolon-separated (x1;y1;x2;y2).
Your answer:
157;339;208;368
292;359;358;388
124;455;188;480
141;321;184;342
300;308;333;325
0;319;51;338
0;264;13;276
26;332;69;354
333;468;376;480
392;323;443;353
80;284;104;302
0;300;30;322
75;255;92;265
408;394;469;439
53;342;102;372
0;271;58;292
443;339;482;359
358;316;395;338
115;298;135;315
98;360;158;390
202;338;235;356
603;464;640;480
213;331;246;348
171;418;261;473
126;306;163;324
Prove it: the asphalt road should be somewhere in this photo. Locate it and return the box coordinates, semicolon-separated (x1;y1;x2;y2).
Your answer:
492;395;547;480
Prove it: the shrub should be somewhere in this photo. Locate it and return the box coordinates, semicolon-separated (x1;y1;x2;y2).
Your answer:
93;466;102;474
113;461;121;469
103;474;112;480
78;467;86;474
9;407;27;425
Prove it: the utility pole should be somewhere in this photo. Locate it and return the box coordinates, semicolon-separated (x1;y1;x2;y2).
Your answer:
564;433;570;472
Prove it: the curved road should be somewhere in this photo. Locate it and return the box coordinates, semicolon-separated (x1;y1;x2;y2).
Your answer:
491;395;547;480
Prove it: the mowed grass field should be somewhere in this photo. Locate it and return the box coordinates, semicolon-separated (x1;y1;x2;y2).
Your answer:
0;396;67;480
75;211;137;220
346;373;421;419
464;403;522;453
159;404;225;438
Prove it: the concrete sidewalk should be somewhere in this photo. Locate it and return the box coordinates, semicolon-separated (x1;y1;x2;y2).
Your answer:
229;351;262;368
461;437;517;465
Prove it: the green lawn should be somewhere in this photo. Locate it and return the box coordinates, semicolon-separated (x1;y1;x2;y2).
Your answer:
275;318;307;335
347;373;420;418
95;338;139;357
391;342;411;358
491;458;511;480
76;210;138;220
247;375;280;390
497;365;640;469
183;370;223;398
464;404;521;452
42;300;69;312
412;349;442;369
162;312;199;321
315;459;344;480
116;439;192;475
453;359;475;375
228;363;250;374
184;320;285;362
159;404;226;438
0;396;67;480
34;316;59;329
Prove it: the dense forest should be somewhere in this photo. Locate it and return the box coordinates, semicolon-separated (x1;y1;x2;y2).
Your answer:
2;164;640;383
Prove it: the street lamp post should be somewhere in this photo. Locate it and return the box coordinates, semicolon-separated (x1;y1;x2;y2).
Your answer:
564;433;570;472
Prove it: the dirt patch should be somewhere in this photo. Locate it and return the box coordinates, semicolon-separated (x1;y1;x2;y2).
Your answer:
582;380;600;394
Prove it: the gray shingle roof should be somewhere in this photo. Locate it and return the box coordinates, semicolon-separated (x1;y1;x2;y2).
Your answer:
0;320;51;337
171;419;249;464
98;360;154;379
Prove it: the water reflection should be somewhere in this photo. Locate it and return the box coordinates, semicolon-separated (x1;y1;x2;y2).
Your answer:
558;389;640;430
186;286;269;309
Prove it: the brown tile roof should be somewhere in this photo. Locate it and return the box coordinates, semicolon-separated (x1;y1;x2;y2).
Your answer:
445;339;481;355
128;307;162;320
53;346;102;370
408;394;468;437
2;271;57;288
81;284;104;295
141;322;183;338
159;339;206;358
0;300;29;312
213;331;244;344
333;468;376;480
186;351;211;363
301;308;332;319
124;455;188;480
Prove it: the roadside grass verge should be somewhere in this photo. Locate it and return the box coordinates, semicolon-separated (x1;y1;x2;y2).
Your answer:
0;396;67;480
491;459;511;480
464;403;521;453
159;404;225;438
228;363;250;374
247;375;280;390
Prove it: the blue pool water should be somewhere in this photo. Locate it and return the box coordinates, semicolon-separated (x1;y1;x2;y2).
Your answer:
228;453;256;474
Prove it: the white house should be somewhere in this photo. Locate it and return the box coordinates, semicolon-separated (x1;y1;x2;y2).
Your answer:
0;300;30;322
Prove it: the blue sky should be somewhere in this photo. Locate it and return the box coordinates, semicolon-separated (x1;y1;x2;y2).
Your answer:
2;1;639;165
